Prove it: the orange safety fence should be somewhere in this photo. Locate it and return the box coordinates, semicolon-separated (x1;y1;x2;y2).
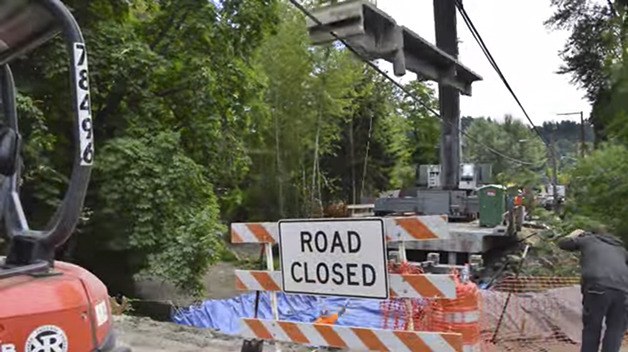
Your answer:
482;276;582;352
379;271;628;352
382;264;484;351
481;276;628;352
380;261;431;331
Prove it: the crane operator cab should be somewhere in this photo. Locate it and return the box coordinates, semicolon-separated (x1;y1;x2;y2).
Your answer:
0;1;128;351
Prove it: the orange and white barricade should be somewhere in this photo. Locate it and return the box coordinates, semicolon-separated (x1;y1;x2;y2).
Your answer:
235;269;458;300
230;215;468;352
230;215;450;244
241;318;464;351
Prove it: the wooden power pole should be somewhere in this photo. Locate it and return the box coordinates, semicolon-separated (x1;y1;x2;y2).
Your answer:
549;133;559;213
557;111;587;157
580;111;586;157
434;0;461;190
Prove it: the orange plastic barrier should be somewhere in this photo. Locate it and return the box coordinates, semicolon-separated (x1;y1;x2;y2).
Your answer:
430;273;482;352
380;272;628;352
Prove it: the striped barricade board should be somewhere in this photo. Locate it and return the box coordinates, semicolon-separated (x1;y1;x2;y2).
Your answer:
241;319;463;352
230;215;450;244
235;270;457;299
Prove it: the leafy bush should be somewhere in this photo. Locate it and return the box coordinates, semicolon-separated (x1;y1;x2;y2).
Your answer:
90;131;225;294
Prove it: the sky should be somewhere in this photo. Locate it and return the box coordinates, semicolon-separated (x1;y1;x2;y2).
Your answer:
373;0;592;126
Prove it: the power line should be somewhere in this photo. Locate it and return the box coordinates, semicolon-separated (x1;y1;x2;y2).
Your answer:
453;0;550;147
287;0;537;166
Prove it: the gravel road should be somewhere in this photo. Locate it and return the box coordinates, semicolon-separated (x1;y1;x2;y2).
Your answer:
114;315;310;352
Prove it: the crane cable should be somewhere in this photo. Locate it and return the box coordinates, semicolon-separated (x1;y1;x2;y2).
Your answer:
453;0;550;147
287;0;538;166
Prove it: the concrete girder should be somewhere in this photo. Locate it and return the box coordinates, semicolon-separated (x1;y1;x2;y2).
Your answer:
305;0;482;96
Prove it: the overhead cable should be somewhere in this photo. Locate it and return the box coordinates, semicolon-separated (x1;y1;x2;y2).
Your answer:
287;0;538;166
454;0;550;147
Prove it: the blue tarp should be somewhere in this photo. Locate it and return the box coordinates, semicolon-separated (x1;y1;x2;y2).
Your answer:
172;292;406;335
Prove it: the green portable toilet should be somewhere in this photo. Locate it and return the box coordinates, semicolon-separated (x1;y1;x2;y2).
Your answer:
478;185;507;227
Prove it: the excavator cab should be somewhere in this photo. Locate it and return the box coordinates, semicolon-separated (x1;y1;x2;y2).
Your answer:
0;1;128;351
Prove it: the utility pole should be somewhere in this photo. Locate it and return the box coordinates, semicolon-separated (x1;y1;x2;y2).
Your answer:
434;0;461;190
557;111;587;157
580;111;586;157
549;133;559;213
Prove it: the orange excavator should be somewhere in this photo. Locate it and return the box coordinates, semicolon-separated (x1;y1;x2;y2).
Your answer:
0;1;128;351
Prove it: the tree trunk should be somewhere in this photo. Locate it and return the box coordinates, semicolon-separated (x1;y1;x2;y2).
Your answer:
349;118;356;204
360;115;374;201
274;108;284;218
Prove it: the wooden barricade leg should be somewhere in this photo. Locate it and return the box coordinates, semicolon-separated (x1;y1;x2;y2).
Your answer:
264;242;282;352
397;240;415;332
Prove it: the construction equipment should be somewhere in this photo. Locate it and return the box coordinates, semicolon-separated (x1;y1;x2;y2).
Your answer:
374;163;493;219
0;1;128;351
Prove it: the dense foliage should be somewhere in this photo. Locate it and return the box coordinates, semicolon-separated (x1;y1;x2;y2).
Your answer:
462;115;547;186
564;144;628;235
10;0;440;294
547;0;628;144
547;0;628;237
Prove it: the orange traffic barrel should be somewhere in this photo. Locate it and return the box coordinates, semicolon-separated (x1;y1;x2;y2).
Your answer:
430;274;482;352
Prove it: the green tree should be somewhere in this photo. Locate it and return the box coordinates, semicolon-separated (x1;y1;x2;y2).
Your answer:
463;115;546;186
242;3;363;220
399;81;440;167
85;132;225;293
566;143;628;236
321;69;408;203
12;0;280;294
546;0;627;143
235;3;314;221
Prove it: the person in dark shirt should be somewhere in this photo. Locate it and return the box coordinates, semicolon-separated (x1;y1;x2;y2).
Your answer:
558;228;628;352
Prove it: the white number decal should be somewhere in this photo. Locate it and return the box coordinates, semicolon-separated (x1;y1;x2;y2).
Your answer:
73;43;94;166
1;344;16;352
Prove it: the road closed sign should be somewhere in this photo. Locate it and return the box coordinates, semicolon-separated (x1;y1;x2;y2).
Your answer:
279;218;388;299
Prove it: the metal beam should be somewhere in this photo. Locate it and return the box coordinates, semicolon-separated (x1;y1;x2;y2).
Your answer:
434;0;461;190
305;0;482;96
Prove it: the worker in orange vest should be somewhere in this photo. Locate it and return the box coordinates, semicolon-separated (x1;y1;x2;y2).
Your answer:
514;189;523;207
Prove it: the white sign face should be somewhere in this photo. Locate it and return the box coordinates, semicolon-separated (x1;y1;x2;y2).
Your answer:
279;218;388;299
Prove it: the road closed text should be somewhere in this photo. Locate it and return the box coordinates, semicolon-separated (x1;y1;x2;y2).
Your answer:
279;219;388;299
290;230;377;286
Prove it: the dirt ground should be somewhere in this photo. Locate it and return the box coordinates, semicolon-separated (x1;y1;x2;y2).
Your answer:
133;245;259;307
114;315;628;352
116;250;311;352
114;315;310;352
